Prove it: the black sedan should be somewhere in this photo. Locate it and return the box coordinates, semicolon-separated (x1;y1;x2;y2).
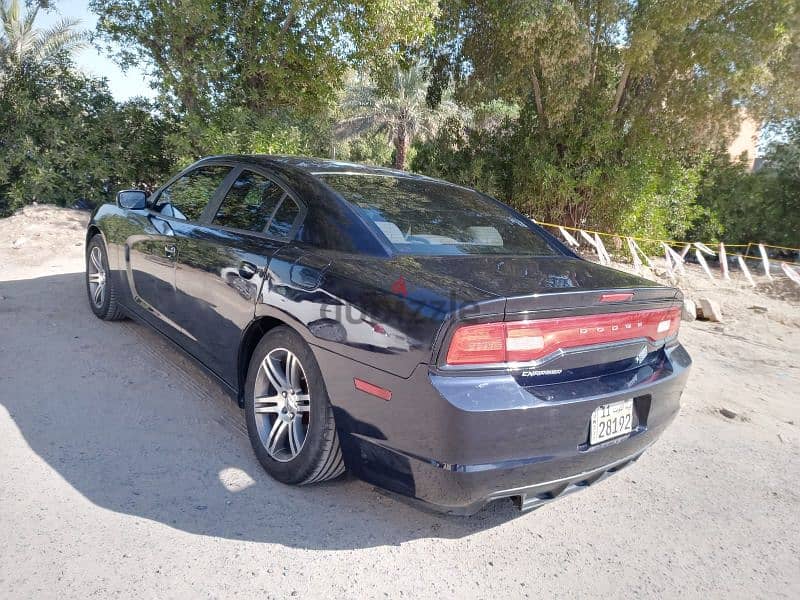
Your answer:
86;156;691;514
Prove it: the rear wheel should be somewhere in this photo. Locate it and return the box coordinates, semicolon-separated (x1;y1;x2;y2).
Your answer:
244;326;345;484
86;235;125;321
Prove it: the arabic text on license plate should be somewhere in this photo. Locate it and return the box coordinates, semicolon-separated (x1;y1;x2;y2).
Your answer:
590;399;634;445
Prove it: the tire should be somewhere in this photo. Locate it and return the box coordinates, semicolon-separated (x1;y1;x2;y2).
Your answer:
86;234;126;321
244;326;345;485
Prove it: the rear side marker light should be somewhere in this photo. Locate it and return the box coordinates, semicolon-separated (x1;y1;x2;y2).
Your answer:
354;378;392;401
446;307;681;366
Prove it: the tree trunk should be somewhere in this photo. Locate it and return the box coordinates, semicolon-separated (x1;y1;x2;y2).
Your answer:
280;2;300;34
394;128;408;170
610;63;631;115
530;65;545;121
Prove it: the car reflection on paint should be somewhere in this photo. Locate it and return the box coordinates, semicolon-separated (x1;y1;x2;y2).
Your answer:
270;284;411;353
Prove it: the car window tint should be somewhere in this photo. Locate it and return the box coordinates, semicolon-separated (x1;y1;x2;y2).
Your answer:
321;175;559;256
212;170;284;232
267;197;300;238
159;166;231;221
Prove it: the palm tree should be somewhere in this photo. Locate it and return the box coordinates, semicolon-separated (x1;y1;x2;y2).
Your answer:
0;0;84;73
336;63;459;170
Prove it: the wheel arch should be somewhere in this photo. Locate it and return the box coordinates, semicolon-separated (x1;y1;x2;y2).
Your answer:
86;224;103;246
237;316;298;407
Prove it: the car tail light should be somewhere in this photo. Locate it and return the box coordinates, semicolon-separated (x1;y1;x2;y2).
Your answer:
446;307;681;366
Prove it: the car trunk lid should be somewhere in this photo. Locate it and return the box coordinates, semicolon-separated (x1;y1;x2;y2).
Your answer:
429;256;682;378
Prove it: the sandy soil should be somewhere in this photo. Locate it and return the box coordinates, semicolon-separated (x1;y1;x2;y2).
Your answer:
1;206;799;599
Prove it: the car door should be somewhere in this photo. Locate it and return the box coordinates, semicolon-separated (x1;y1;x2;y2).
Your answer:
127;163;234;338
125;214;177;325
172;166;305;385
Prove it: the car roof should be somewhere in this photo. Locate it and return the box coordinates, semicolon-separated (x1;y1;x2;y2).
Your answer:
198;154;437;182
183;154;573;258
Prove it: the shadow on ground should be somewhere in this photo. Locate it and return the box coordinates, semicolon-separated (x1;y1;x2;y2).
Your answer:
0;272;520;550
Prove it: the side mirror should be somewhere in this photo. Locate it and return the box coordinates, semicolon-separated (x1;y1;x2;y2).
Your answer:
116;189;147;210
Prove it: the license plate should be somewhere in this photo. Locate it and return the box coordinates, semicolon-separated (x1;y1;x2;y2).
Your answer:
590;399;634;445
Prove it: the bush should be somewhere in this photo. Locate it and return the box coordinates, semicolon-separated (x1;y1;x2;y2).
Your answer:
165;107;331;167
695;134;800;247
412;102;710;242
0;60;174;215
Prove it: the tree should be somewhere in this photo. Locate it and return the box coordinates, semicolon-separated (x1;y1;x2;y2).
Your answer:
0;58;175;216
165;106;327;166
336;63;459;170
0;0;83;74
695;122;800;247
89;0;439;119
419;0;800;234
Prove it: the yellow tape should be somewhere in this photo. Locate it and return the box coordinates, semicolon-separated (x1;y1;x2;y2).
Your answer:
761;243;800;252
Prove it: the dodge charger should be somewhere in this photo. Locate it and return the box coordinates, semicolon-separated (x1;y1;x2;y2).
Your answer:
85;156;691;514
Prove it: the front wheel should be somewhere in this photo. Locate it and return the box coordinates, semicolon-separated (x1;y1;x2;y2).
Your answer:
86;235;125;321
244;326;345;484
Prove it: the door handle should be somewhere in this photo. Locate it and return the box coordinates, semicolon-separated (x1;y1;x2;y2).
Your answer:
164;244;177;259
238;261;258;279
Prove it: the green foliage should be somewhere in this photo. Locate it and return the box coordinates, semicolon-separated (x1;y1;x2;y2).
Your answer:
2;0;799;251
1;0;84;74
166;107;329;166
695;124;800;246
336;63;460;170
0;59;175;215
411;114;511;197
0;1;174;216
412;104;710;241
334;130;394;166
90;0;438;118
416;0;800;240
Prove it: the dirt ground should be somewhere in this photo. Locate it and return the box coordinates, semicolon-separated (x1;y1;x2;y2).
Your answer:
1;206;799;599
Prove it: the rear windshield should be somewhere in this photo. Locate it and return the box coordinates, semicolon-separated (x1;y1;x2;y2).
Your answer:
321;174;559;256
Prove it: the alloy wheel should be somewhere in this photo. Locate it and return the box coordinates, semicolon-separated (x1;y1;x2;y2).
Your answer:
88;246;106;308
253;348;311;462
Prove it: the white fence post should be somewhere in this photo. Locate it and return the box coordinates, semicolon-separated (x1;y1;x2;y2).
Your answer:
594;233;611;265
663;242;674;276
782;262;800;286
719;243;730;280
667;246;686;275
558;226;580;248
695;249;714;281
694;242;716;256
758;244;773;280
627;237;642;272
579;229;597;247
737;254;756;287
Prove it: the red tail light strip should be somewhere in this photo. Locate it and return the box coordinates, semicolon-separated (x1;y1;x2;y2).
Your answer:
446;307;681;366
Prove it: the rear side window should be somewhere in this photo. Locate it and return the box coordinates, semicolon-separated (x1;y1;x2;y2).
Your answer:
158;165;230;221
267;198;301;238
213;170;284;232
321;175;559;256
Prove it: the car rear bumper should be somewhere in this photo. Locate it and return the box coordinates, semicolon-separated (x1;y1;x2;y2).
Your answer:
317;343;691;515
